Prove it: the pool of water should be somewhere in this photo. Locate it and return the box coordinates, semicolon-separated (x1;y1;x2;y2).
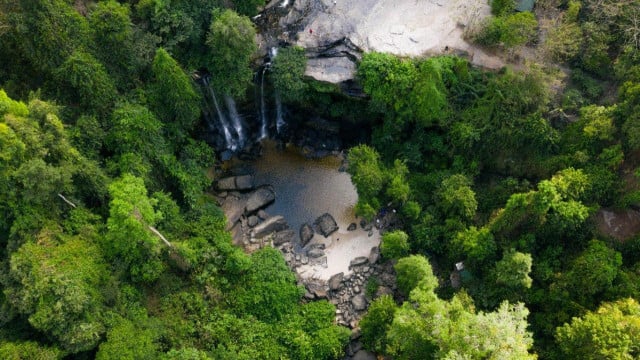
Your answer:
248;141;358;232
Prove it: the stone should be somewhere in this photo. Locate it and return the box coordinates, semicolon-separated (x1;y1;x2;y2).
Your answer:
300;223;314;246
376;286;394;297
304;292;315;300
368;230;373;237
350;256;368;267
308;248;325;258
352;350;376;360
368;247;380;264
313;213;339;237
273;229;295;246
247;215;259;227
245;187;275;213
328;272;344;291
257;210;269;220
352;295;367;311
359;219;367;229
351;328;362;340
251;215;287;238
217;175;254;191
347;222;357;231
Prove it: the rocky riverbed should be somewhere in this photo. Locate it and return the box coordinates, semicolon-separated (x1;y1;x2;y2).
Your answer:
213;143;398;346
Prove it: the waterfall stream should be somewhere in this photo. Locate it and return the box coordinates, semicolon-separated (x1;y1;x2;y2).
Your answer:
259;67;269;140
203;77;236;150
224;95;245;147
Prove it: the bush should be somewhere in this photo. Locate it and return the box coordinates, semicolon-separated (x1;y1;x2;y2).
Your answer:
381;230;410;259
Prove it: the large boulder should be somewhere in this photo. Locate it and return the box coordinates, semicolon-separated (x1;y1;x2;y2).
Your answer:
252;216;287;238
352;295;367;311
300;223;314;246
246;187;275;213
314;213;338;237
273;229;296;246
308;248;325;258
328;272;344;291
217;175;254;191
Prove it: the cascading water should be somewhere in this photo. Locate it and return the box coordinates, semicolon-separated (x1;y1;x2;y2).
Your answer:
259;66;269;140
203;77;236;151
224;95;245;147
275;92;285;134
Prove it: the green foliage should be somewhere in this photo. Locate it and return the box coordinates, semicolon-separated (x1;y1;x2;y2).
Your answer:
394;255;437;296
381;230;410;259
555;298;640;359
436;174;477;220
54;50;117;117
5;228;108;353
347;144;385;218
0;341;62;360
491;0;515;16
206;9;257;97
232;0;266;16
476;12;538;48
360;295;396;353
149;48;201;142
492;249;533;289
450;226;497;266
96;320;160;360
105;174;166;282
271;46;308;103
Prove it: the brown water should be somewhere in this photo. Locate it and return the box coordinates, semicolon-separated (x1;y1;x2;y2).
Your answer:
249;141;358;232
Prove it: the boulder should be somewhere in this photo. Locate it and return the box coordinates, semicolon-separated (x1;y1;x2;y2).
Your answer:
308;248;325;258
273;229;295;246
352;294;367;311
247;215;259;227
350;256;368;267
347;222;357;231
328;272;344;291
252;215;287;238
314;213;338;237
257;210;269;220
368;247;380;264
217;175;254;191
246;187;275;213
300;223;314;246
352;350;376;360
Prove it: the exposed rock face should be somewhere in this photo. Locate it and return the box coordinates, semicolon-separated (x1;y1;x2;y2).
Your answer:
300;223;314;246
314;213;339;237
252;215;288;238
217;175;254;191
246;187;276;213
368;246;380;265
350;256;368;267
272;0;502;84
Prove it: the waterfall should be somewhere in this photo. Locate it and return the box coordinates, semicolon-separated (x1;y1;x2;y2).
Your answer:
224;95;245;147
259;67;269;140
275;92;285;134
203;77;236;150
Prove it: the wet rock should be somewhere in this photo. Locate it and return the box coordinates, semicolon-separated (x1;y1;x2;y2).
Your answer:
246;187;275;213
247;215;259;227
300;223;314;246
328;272;344;291
273;229;295;246
217;175;254;191
314;213;339;237
353;286;361;294
308;248;325;258
347;222;357;231
257;210;269;220
359;219;367;229
368;247;380;264
352;295;367;311
350;256;368;267
252;215;287;238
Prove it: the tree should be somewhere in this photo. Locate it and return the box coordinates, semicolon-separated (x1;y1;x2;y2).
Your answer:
0;341;62;360
450;226;496;265
232;0;266;16
271;46;308;103
149;48;201;143
347;144;385;219
96;320;160;360
436;174;477;220
556;298;640;359
206;9;257;97
380;230;410;259
105;174;166;282
5;227;108;353
54;50;117;117
394;255;437;296
360;295;397;353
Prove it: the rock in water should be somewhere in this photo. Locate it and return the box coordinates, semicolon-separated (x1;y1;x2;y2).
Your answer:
252;215;287;238
217;175;254;191
347;222;357;231
300;223;314;246
329;272;344;291
273;229;295;246
246;187;275;213
308;248;325;258
314;213;338;237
